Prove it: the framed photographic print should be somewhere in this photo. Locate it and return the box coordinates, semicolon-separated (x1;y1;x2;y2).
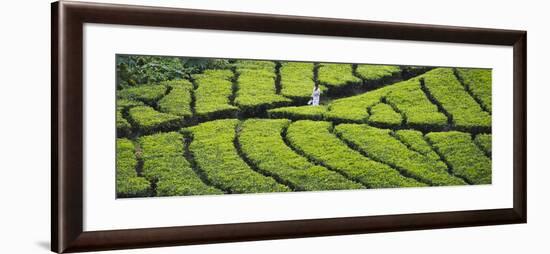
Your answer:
52;1;526;253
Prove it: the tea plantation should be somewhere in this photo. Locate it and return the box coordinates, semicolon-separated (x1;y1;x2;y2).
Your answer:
116;59;492;198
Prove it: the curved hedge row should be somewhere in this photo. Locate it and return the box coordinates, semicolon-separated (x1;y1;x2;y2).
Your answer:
317;63;361;89
138;132;222;196
268;106;327;121
239;119;363;191
192;69;238;120
426;131;491;184
384;79;447;131
455;68;492;113
394;130;441;162
117;84;167;105
234;60;291;114
335;124;466;186
186;119;290;193
116;138;150;197
158;79;193;117
422;68;491;131
286;120;425;188
368;103;402;127
355;64;401;88
128;106;183;134
474;133;492;157
279;62;317;100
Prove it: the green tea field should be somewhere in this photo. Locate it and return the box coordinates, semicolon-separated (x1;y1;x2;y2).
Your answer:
116;56;492;198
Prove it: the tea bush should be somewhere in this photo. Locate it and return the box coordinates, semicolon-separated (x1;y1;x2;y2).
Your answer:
186;119;290;193
317;63;361;88
234;60;291;113
426;131;491;184
268;106;328;121
355;64;401;83
117;84;167;105
142;155;223;196
192;69;238;120
422;68;491;131
158;80;193;117
475;133;492;156
239;119;363;191
368;103;402;127
384;79;447;131
138;132;184;158
394;130;441;162
455;68;492;113
279;62;317;100
116;138;150;197
335;124;465;186
286;120;425;188
128;106;183;134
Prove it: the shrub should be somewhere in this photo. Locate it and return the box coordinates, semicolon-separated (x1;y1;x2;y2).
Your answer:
474;133;492;157
239;119;363;191
268;106;328;121
116;109;132;137
455;68;492;113
368;103;402;127
117;98;144;109
325;89;386;122
355;64;401;86
138;132;184;158
394;130;441;162
142;155;223;196
422;68;491;131
192;69;238;120
128;106;183;134
317;63;361;88
384;79;447;131
117;84;167;105
186;119;290;193
426;131;491;184
234;60;291;113
286;120;425;188
279;62;316;100
158;80;193;117
335;124;465;186
116;138;150;197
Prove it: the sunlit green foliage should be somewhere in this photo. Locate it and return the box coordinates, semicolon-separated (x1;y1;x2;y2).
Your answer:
139;132;222;196
234;60;291;112
317;63;361;88
368;103;402;127
287;120;425;188
475;133;492;157
239;119;363;191
157;79;193;117
118;84;167;105
355;64;401;83
394;130;441;162
385;79;447;130
455;68;492;113
193;69;238;120
422;68;491;131
187;119;290;193
426;131;491;184
128;106;182;134
268;105;328;121
116;138;150;197
335;124;465;186
279;62;317;100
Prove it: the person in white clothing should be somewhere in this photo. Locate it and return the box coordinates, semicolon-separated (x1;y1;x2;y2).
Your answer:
310;84;321;106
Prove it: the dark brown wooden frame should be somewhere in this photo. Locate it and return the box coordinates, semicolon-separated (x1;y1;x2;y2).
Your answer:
52;1;527;253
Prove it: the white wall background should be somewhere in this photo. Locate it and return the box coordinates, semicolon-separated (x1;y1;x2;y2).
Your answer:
0;0;547;253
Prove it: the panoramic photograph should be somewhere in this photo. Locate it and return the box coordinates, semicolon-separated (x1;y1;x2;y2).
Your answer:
115;54;492;198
